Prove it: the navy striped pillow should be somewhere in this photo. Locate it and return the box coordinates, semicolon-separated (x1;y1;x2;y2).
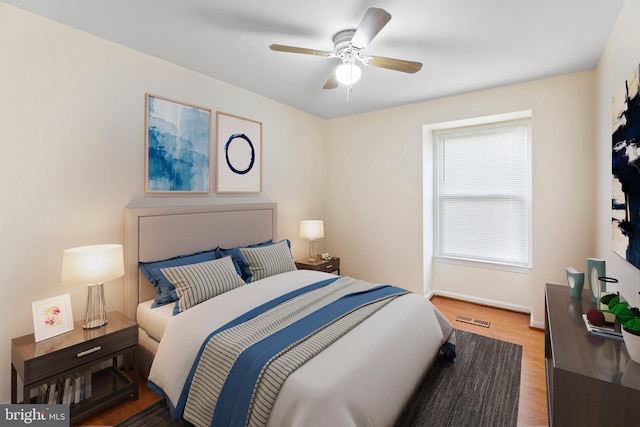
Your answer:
161;256;245;314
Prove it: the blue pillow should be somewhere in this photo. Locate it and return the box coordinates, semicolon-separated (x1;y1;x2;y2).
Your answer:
139;249;218;307
216;240;291;282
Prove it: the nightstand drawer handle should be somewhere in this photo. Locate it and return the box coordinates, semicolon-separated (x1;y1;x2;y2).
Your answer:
325;264;334;269
77;346;102;358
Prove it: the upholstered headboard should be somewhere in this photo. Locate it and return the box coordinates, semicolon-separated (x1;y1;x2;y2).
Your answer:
123;203;277;319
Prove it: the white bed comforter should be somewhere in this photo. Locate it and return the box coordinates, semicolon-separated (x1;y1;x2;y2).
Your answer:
148;270;454;427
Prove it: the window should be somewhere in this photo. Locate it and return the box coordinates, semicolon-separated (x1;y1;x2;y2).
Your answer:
435;118;531;269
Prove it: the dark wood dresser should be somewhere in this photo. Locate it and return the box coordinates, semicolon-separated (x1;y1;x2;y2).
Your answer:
545;283;640;426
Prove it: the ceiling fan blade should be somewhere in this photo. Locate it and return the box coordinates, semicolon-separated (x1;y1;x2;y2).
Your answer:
323;67;339;90
269;44;333;58
366;56;423;74
350;8;392;49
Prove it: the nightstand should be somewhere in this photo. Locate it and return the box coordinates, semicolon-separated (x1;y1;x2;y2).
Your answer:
11;311;138;425
295;256;340;274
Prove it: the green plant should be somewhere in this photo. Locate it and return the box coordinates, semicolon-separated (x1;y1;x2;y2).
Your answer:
601;293;640;336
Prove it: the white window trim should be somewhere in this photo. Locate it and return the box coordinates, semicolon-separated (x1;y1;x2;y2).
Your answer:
430;112;533;271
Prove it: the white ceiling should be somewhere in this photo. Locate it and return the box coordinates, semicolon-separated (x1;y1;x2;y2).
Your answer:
4;0;625;119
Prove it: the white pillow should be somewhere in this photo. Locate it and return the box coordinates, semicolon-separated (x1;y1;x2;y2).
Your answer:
239;239;296;282
161;256;245;314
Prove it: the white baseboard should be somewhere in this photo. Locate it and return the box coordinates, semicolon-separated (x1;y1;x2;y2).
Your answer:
428;289;543;329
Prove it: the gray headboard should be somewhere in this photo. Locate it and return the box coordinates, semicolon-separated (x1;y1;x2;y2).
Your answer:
123;203;277;319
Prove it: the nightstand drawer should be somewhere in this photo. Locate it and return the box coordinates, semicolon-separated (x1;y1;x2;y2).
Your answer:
321;260;339;272
24;326;136;384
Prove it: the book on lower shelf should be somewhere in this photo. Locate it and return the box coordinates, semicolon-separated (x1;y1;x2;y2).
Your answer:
82;368;92;400
61;376;72;405
72;372;82;405
582;314;623;340
47;381;57;404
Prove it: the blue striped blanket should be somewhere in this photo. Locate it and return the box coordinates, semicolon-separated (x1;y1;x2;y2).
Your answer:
177;276;409;427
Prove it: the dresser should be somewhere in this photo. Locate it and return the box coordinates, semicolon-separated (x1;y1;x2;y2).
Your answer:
545;283;640;426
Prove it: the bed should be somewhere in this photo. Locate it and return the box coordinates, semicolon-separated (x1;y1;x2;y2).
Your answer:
124;203;455;427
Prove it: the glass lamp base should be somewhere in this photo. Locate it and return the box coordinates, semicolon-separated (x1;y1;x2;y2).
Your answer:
84;282;107;329
307;239;317;262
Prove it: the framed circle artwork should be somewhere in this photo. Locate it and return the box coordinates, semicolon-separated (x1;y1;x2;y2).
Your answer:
216;112;262;193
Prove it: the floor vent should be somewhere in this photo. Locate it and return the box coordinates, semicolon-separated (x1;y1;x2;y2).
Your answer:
455;315;491;328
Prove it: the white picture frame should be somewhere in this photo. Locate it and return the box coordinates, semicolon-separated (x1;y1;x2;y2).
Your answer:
216;111;262;193
31;294;74;342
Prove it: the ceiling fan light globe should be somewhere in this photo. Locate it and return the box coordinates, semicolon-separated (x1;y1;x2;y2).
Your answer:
336;63;361;85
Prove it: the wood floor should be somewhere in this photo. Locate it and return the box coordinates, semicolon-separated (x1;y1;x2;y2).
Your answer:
75;296;548;426
71;376;162;427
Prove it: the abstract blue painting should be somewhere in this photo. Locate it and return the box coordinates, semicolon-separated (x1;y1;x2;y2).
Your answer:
612;64;640;269
145;94;211;193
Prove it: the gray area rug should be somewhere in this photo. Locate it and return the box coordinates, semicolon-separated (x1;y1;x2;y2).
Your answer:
115;330;521;427
395;330;522;427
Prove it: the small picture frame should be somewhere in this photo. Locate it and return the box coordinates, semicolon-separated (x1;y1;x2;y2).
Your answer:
32;294;74;342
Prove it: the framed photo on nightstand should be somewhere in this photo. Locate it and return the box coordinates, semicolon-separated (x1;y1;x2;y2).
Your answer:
31;293;74;342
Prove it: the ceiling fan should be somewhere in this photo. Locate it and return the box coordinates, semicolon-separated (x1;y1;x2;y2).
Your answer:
269;7;422;89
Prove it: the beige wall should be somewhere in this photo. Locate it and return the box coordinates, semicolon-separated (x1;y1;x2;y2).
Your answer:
0;4;327;403
595;0;640;309
327;71;598;328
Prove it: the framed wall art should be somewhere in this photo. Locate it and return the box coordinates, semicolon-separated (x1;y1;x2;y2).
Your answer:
216;111;262;193
145;94;212;193
612;63;640;270
31;293;74;342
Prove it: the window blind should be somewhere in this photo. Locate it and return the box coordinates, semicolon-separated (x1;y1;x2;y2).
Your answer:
436;121;531;268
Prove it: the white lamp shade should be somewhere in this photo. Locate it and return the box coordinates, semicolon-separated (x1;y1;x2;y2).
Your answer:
336;62;361;85
61;244;124;285
300;220;324;240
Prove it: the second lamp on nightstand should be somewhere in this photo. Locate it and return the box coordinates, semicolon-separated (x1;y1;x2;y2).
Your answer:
299;220;324;262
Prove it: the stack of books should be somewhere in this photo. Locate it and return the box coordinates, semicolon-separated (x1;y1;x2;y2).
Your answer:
582;314;623;340
37;369;92;405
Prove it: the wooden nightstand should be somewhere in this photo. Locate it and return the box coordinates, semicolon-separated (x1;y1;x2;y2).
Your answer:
11;311;138;425
295;256;340;275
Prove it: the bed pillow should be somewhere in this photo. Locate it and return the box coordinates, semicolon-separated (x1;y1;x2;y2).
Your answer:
239;239;296;282
215;240;274;281
139;249;218;308
160;256;245;315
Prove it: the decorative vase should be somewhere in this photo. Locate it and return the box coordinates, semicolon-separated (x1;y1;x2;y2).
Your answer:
565;267;584;299
622;328;640;364
586;258;606;304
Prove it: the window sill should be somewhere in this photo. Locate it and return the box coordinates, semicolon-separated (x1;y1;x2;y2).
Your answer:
435;255;531;274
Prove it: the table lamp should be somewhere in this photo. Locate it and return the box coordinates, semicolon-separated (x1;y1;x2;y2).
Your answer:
61;244;124;329
300;220;324;262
